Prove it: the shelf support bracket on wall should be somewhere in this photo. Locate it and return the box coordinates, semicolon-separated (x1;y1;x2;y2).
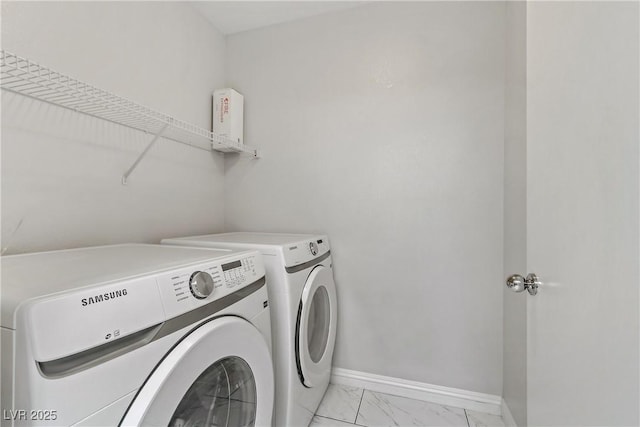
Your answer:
122;122;170;185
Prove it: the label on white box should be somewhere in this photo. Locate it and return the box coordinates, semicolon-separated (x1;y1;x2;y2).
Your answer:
213;88;244;147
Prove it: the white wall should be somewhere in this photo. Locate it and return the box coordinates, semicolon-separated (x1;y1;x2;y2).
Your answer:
1;2;227;254
225;2;506;395
503;1;527;425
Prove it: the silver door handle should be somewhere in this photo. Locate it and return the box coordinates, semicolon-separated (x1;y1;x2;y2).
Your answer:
506;273;541;296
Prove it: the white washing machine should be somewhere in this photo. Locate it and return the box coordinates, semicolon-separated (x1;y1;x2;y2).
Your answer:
1;244;273;426
162;233;337;427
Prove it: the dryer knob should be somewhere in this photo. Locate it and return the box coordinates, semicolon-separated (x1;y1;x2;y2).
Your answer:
189;271;214;299
309;241;318;256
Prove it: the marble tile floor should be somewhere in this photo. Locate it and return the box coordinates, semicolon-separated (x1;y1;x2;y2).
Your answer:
311;384;506;427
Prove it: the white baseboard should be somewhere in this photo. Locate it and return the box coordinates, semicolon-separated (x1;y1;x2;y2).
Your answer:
330;367;502;416
501;398;518;427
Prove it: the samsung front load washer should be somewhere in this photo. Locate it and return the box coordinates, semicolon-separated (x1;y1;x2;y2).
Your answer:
1;244;273;427
162;233;337;427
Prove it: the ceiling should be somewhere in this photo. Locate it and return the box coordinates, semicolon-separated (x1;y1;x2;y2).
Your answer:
191;1;364;35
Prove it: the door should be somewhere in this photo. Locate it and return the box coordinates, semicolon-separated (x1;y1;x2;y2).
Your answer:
296;265;337;388
120;316;274;427
525;2;639;426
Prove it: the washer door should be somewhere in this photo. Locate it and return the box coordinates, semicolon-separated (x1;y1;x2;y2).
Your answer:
120;316;273;427
296;265;338;388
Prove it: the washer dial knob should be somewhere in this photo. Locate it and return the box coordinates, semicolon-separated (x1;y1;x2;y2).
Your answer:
189;271;214;299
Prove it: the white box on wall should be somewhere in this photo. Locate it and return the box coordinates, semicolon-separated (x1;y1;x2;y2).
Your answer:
213;88;244;147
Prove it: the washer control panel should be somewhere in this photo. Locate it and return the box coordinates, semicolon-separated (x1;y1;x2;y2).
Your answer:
221;256;257;288
157;250;264;319
14;247;265;366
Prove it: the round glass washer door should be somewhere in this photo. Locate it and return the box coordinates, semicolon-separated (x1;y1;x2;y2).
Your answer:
169;356;256;427
296;265;338;388
120;316;273;427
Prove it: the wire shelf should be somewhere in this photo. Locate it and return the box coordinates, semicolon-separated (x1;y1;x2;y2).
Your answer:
0;50;258;161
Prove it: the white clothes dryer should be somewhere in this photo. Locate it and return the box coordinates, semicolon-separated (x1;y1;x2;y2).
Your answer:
162;233;337;427
1;244;273;427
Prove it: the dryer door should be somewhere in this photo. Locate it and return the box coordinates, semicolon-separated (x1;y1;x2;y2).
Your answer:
120;316;273;427
296;265;338;388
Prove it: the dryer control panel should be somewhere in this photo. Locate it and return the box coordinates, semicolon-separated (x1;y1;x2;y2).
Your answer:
282;235;330;268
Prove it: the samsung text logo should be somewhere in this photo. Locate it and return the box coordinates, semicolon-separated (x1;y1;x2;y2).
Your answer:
81;289;128;306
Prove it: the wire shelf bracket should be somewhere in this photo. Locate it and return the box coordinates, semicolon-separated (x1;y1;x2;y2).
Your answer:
0;50;259;185
122;122;170;185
